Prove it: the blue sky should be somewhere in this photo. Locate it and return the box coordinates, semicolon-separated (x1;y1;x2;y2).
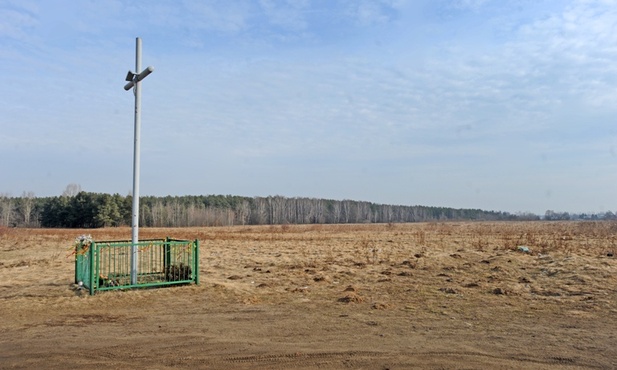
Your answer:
1;0;616;215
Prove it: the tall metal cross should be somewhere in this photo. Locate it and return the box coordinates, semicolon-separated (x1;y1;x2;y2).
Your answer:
124;37;154;285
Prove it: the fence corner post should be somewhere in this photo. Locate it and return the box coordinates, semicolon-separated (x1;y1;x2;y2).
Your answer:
89;242;96;296
74;250;79;284
194;239;200;285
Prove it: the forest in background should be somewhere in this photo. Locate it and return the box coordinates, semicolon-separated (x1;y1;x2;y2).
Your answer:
0;190;536;228
3;182;614;228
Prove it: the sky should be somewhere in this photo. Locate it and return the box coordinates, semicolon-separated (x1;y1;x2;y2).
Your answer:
1;0;616;215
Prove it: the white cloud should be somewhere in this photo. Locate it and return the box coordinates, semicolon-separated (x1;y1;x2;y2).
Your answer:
0;5;38;42
258;0;310;31
344;0;402;25
452;0;491;11
505;0;617;109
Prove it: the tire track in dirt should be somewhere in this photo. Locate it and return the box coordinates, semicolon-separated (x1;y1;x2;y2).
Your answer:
414;351;601;368
224;350;382;363
219;351;387;370
215;350;602;369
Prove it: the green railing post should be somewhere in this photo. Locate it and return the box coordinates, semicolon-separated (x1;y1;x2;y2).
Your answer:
194;239;200;285
89;242;96;296
164;237;171;281
75;252;81;284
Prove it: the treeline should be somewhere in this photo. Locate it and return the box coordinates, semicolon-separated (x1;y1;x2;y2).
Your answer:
0;192;525;228
544;209;617;221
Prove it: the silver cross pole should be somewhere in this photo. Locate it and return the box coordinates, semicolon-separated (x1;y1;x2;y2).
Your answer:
124;37;154;285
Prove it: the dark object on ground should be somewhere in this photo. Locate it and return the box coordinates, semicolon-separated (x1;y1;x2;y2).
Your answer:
165;263;192;281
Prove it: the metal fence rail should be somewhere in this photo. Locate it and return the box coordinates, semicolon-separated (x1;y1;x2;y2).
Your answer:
75;237;199;295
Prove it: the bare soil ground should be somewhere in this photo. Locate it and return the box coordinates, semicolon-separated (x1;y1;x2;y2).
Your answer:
0;222;616;369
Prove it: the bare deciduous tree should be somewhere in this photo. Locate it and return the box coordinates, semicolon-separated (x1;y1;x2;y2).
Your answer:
20;191;35;226
62;183;82;197
0;193;13;227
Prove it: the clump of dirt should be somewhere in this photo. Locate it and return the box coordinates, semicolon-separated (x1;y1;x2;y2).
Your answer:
492;287;507;295
289;286;309;293
313;275;329;282
439;287;458;294
371;302;392;310
338;292;364;303
401;260;417;269
243;295;261;304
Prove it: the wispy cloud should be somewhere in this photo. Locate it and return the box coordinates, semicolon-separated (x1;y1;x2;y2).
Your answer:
0;2;39;45
344;0;401;25
258;0;310;31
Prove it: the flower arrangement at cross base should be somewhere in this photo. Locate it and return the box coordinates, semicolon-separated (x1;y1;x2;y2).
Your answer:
74;234;93;256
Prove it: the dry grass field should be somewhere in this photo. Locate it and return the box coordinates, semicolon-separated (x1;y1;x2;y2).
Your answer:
0;222;616;369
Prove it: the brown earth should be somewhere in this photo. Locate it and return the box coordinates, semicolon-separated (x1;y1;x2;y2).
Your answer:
0;221;616;369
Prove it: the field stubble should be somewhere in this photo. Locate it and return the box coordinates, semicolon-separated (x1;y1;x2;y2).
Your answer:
0;221;616;369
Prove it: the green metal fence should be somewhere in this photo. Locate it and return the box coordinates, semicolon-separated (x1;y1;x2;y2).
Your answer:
75;238;199;295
